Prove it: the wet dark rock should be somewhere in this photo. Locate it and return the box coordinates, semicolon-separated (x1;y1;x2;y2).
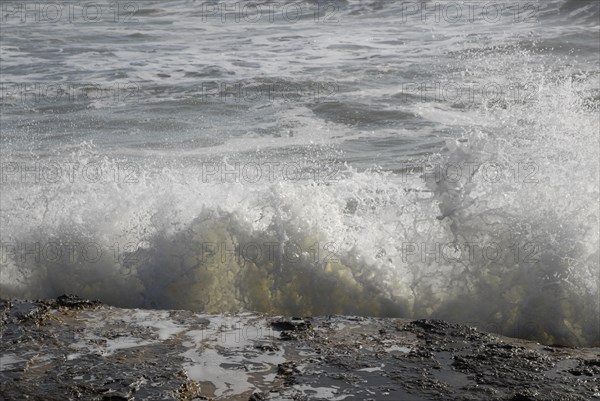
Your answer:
255;343;280;352
408;346;434;359
2;300;51;325
278;330;298;341
509;393;537;401
270;317;312;332
102;393;131;401
277;361;299;375
407;319;458;336
271;318;315;342
277;361;299;386
177;380;205;400
55;294;102;309
248;391;268;401
1;298;599;400
568;360;598;377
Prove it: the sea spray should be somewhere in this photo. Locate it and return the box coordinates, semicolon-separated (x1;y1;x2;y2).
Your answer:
1;2;598;347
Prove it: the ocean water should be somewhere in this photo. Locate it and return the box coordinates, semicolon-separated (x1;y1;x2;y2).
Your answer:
1;0;598;347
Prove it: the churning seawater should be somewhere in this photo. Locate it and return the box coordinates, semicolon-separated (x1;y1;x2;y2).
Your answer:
1;0;599;346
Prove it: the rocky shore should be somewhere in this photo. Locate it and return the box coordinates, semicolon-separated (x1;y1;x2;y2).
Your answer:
1;296;599;400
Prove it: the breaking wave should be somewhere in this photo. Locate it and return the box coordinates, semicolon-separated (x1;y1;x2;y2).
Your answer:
1;1;599;347
2;65;599;347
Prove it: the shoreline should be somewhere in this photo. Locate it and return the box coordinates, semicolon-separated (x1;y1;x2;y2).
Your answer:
1;295;599;400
